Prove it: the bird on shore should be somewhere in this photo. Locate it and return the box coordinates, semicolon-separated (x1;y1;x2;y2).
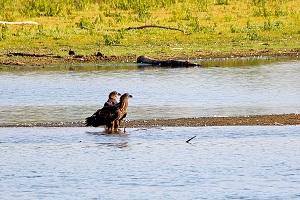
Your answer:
85;91;121;127
69;49;75;56
85;93;132;132
104;91;121;107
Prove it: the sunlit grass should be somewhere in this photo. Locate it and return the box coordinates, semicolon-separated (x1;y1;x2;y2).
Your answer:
1;0;300;58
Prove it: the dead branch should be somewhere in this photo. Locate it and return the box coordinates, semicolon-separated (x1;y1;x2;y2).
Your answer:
186;136;197;143
124;25;185;33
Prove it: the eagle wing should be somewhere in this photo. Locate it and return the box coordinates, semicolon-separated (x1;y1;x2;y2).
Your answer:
98;106;119;122
85;106;118;127
119;112;127;121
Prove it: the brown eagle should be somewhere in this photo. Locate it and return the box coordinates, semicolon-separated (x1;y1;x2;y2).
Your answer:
85;93;132;132
104;91;121;107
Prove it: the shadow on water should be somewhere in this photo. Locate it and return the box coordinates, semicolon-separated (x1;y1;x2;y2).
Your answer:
86;129;128;136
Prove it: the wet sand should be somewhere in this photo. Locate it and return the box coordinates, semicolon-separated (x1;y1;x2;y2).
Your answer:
6;113;299;127
125;114;300;128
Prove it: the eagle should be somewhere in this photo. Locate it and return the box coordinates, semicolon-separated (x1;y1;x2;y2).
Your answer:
85;91;120;127
85;93;132;132
104;91;121;107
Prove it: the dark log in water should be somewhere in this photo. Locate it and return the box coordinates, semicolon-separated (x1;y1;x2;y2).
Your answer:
137;56;200;67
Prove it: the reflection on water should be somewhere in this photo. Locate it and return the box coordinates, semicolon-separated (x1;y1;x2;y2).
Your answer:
86;131;129;148
0;57;300;126
0;126;300;199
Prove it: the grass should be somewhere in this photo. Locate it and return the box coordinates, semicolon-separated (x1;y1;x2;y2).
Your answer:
0;0;300;60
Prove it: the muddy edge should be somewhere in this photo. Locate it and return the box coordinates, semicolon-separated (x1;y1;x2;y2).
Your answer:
4;113;299;127
1;49;300;66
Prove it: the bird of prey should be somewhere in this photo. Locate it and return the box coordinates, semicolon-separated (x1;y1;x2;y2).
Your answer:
85;93;132;132
104;91;121;107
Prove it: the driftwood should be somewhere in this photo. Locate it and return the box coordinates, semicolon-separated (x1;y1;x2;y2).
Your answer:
186;135;197;143
124;25;185;33
137;55;200;67
0;21;38;25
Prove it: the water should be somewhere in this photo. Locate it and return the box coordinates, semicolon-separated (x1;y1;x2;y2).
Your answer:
0;57;299;126
1;58;300;199
1;126;300;199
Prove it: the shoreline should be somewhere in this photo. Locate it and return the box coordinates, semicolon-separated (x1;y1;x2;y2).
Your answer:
1;49;300;67
2;114;299;128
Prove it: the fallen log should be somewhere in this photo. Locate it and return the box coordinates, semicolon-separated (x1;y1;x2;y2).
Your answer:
137;55;200;67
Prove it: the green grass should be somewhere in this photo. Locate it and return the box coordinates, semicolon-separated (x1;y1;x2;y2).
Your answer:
1;0;300;59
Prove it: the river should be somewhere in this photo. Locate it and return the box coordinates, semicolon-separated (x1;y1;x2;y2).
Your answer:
1;126;299;199
0;57;299;126
0;57;300;199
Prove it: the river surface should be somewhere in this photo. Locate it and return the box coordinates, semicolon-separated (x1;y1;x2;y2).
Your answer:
0;57;299;126
1;57;300;199
1;126;300;199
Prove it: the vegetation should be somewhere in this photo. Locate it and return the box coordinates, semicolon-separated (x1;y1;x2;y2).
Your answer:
0;0;300;59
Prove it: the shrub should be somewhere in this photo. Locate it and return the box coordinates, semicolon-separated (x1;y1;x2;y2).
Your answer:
0;25;8;41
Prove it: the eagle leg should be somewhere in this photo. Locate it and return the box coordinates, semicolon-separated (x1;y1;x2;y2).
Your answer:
113;120;120;132
105;121;114;133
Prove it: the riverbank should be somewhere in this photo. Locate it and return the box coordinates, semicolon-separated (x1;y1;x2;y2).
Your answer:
1;49;300;67
1;1;300;67
3;114;299;128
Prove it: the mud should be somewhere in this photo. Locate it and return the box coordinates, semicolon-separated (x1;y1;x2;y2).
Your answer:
0;53;137;66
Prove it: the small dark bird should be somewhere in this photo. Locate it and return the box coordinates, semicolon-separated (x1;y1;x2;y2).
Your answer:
69;49;75;55
85;93;132;132
96;52;104;57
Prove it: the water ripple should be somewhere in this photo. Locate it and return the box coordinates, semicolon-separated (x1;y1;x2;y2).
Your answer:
1;126;300;199
0;59;300;125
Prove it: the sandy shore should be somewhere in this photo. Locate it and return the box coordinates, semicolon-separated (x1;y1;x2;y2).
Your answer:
124;114;300;128
5;113;299;128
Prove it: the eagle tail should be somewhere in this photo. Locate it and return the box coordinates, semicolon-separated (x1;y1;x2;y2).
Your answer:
85;109;103;127
85;115;98;127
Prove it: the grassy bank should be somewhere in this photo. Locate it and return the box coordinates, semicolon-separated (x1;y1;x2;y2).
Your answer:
1;0;300;61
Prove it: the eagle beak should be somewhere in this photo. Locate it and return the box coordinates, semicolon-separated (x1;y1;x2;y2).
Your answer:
129;95;133;98
117;93;121;96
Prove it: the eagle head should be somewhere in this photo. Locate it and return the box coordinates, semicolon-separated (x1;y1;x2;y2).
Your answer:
120;93;133;102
